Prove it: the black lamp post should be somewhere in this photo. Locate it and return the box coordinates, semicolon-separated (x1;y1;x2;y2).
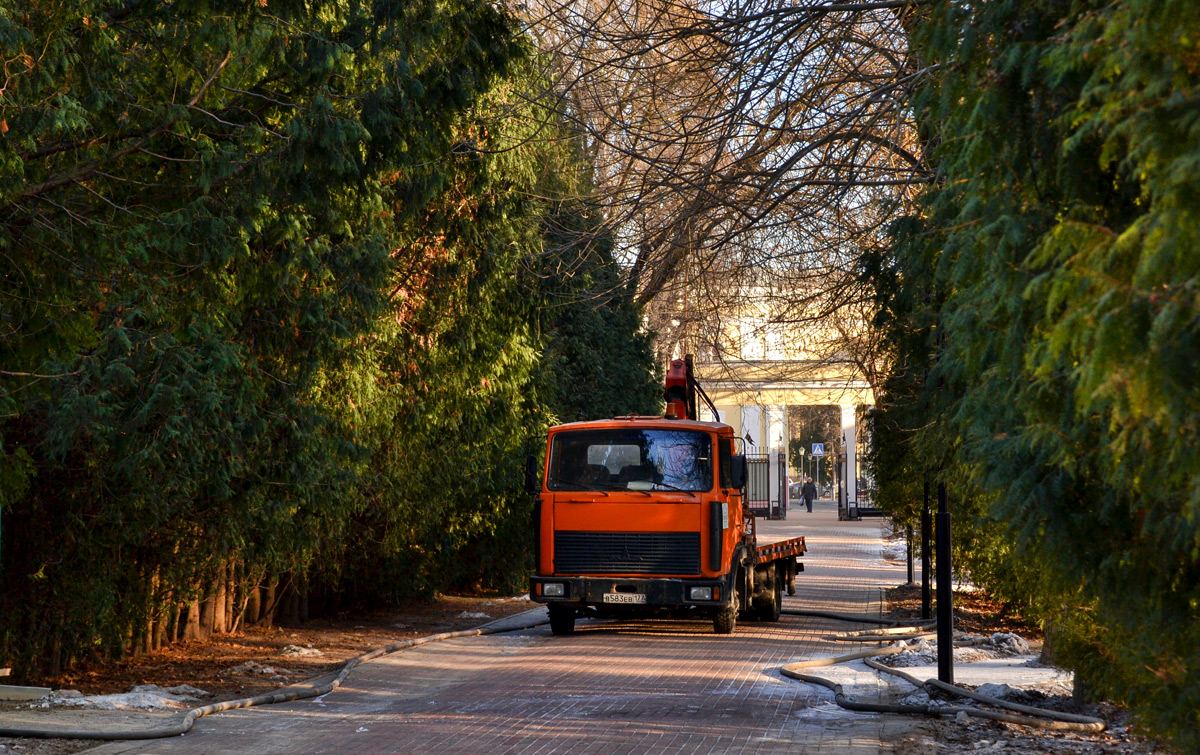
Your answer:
921;478;931;620
936;481;954;684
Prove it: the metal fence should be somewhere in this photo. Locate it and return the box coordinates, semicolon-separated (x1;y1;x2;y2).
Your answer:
744;452;787;520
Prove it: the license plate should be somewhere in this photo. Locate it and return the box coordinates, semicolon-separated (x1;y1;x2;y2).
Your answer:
602;593;647;604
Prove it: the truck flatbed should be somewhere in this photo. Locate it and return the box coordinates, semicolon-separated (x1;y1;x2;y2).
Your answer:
751;513;808;561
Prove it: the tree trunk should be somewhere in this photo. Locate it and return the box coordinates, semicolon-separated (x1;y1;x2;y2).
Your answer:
49;636;62;676
258;580;277;628
224;561;236;633
182;596;201;641
135;621;151;656
1040;624;1057;666
198;587;214;641
165;600;180;645
244;581;260;628
153;598;172;651
147;572;160;651
212;572;227;636
280;576;300;626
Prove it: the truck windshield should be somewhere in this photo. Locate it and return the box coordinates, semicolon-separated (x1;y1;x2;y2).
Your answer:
548;429;713;492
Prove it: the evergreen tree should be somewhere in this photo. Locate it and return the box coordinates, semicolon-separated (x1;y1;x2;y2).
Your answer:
868;0;1200;745
0;0;519;674
533;206;661;425
0;0;665;678
323;72;661;603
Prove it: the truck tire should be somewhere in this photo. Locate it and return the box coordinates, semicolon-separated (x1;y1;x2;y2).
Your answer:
548;605;576;636
713;601;737;634
713;569;741;634
756;569;782;622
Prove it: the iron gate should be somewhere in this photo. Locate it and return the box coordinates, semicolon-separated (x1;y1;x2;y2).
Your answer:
745;453;769;517
744;452;787;519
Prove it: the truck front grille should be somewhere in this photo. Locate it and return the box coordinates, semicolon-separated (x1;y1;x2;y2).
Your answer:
554;531;700;575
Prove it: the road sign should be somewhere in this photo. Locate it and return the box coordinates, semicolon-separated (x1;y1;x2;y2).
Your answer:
811;443;825;457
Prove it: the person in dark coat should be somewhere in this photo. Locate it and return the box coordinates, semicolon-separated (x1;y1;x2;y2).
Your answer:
801;478;817;513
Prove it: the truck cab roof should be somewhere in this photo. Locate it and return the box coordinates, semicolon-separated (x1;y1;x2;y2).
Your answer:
549;416;734;434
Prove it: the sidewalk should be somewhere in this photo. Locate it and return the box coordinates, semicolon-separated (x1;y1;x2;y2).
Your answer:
761;496;896;619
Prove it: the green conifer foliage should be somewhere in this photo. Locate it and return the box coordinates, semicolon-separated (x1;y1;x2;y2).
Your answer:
869;0;1200;744
322;65;661;604
532;207;661;425
0;0;518;674
0;0;664;678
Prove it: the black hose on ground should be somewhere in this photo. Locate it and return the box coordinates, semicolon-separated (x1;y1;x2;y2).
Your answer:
780;635;1107;732
781;609;937;627
0;615;549;741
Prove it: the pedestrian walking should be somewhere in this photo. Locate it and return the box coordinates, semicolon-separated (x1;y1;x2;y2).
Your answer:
802;477;816;513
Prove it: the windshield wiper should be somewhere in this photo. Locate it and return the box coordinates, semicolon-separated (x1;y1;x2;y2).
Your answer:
550;478;607;495
581;481;624;493
653;480;698;494
598;480;653;497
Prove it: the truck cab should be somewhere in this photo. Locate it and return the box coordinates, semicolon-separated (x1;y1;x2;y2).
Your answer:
529;415;751;634
529;356;805;635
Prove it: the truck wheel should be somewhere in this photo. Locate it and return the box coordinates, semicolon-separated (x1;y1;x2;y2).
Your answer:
713;602;737;634
548;605;576;636
713;570;741;634
756;571;782;622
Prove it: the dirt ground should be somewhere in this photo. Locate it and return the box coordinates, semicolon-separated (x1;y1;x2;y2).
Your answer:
884;581;1042;639
0;593;539;755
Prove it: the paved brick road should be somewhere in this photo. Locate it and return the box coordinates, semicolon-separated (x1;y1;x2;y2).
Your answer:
89;500;920;754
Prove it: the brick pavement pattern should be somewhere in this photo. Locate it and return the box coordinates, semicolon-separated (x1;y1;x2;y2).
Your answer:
88;500;919;754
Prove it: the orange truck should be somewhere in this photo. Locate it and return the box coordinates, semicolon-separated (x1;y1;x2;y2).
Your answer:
527;356;806;635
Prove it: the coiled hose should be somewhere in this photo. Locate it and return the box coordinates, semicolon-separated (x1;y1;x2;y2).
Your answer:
780;630;1106;732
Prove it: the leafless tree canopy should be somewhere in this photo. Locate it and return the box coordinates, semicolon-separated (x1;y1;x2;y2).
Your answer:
514;0;927;377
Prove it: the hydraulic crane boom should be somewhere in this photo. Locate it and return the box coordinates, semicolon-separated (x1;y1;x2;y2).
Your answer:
663;355;721;421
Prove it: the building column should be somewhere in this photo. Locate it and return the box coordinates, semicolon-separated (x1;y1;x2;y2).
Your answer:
766;405;786;455
841;404;857;504
766;405;786;510
737;405;761;453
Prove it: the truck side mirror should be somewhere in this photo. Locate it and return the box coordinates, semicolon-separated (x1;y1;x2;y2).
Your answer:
524;454;539;494
730;455;746;490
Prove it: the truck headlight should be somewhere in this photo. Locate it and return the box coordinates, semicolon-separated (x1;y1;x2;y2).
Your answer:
543;583;566;597
689;586;713;601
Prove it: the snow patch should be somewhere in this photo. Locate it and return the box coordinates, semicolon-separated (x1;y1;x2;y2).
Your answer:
33;684;211;711
278;644;323;658
879;633;1033;668
881;639;939;667
221;660;295;677
987;632;1030;656
792;701;861;720
975;683;1030;702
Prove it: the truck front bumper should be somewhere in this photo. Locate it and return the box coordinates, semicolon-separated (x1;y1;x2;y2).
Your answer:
530;575;727;608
